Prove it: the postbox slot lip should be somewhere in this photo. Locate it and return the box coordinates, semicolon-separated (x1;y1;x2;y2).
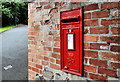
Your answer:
61;17;80;25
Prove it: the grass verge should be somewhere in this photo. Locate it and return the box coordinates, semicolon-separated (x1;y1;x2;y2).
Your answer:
0;25;16;33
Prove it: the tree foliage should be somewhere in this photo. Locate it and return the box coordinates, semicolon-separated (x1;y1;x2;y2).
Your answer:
2;2;28;26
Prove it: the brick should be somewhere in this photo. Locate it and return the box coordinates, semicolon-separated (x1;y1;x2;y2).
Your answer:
53;48;60;53
48;31;57;35
84;19;98;26
89;73;107;80
84;43;89;49
55;2;60;7
44;47;52;51
28;66;32;70
36;55;44;60
28;62;36;67
84;58;88;64
101;2;119;10
44;4;52;9
100;36;120;44
44;56;49;61
111;27;120;34
54;42;60;47
92;11;110;18
56;59;60;64
32;67;39;73
53;36;60;41
28;32;37;35
40;2;48;5
84;13;91;19
84;35;99;42
89;59;107;67
84;65;96;73
110;62;120;69
50;58;55;63
90;43;109;50
84;50;98;58
90;27;108;34
110;45;120;52
36;64;42;69
84;3;99;11
42;61;48;66
50;63;60;70
49;8;58;14
102;52;120;61
98;67;117;77
84;29;88;34
36;6;42;11
28;36;35;40
101;19;120;26
52;53;60;59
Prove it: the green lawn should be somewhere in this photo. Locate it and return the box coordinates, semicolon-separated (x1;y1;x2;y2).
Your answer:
0;25;15;32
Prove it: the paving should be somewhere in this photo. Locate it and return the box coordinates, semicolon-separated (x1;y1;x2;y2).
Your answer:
1;26;28;80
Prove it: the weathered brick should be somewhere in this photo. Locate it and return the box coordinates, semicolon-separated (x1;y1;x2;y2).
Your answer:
111;27;120;34
84;19;98;26
32;67;39;73
48;31;58;35
36;6;42;11
36;55;44;60
92;11;110;18
84;3;99;11
44;4;52;9
44;56;49;61
102;52;120;61
100;36;120;44
90;43;109;50
55;2;60;7
84;35;99;42
52;53;60;59
56;59;60;64
98;68;117;77
44;47;52;51
84;58;88;64
49;8;58;14
90;27;108;34
101;2;119;10
53;36;60;41
50;63;60;70
28;36;35;40
53;48;60;53
50;58;55;63
54;42;60;47
110;62;120;69
84;43;89;49
110;45;120;52
36;64;42;69
42;61;48;66
84;65;96;73
89;59;107;67
84;29;88;34
40;2;48;5
84;13;91;19
89;73;107;80
101;19;120;26
84;50;98;58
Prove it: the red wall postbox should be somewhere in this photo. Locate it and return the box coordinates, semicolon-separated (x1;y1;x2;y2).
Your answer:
60;8;83;76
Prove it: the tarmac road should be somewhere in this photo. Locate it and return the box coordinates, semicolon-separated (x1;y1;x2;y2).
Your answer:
1;26;28;80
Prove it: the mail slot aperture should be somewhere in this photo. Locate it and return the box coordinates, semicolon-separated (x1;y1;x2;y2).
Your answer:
60;7;83;76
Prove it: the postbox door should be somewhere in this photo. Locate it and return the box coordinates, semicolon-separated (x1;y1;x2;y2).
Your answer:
63;28;80;72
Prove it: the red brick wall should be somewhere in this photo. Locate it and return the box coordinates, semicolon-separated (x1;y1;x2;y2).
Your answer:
28;1;120;80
